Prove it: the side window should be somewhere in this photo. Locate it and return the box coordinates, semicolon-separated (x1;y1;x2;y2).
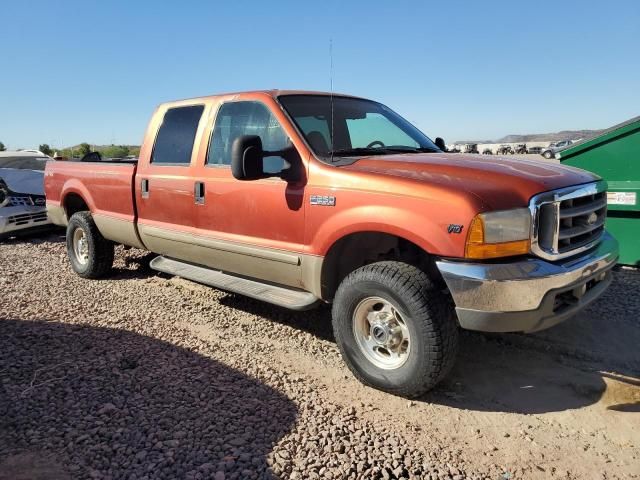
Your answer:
151;105;204;165
208;101;289;173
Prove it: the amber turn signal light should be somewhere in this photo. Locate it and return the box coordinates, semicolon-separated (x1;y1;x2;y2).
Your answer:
465;214;531;259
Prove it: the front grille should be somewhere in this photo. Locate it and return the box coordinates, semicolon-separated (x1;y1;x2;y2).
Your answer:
7;211;49;226
557;192;606;253
9;196;35;206
9;195;46;207
531;182;607;260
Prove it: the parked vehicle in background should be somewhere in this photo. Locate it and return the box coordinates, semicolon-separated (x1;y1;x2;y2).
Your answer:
0;151;52;239
528;146;543;155
464;143;479;154
514;144;528;154
45;89;618;398
541;140;573;159
482;148;493;155
496;144;514;155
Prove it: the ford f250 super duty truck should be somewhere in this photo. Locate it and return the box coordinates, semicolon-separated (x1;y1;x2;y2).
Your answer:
45;90;618;397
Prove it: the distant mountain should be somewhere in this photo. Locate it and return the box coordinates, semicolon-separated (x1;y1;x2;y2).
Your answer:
455;129;605;145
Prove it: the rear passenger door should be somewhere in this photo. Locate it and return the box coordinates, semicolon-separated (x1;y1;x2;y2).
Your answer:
136;104;207;260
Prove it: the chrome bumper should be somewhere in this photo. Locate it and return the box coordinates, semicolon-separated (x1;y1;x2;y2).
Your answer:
436;232;619;333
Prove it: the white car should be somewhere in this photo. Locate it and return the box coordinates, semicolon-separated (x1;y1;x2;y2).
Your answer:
0;152;53;240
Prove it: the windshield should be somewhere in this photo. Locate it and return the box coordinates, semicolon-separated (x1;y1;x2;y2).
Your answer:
278;95;440;160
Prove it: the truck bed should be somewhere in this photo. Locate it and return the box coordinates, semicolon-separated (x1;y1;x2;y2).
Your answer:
45;160;138;222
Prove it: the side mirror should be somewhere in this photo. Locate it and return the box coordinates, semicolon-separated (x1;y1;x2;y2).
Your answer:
231;135;265;180
231;135;301;182
434;137;447;152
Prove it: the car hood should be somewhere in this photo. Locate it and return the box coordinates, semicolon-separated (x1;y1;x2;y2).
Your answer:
341;153;599;210
0;168;45;195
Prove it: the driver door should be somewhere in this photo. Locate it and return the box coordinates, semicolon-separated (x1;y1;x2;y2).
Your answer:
191;100;307;288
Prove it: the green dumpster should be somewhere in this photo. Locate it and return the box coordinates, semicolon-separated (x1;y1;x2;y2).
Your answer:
557;116;640;266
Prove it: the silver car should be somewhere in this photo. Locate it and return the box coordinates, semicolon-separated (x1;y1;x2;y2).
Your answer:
541;140;573;159
0;153;52;239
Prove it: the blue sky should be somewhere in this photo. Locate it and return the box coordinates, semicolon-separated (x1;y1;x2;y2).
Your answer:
1;0;638;149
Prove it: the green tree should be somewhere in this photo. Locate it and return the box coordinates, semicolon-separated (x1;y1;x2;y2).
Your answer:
101;145;129;158
39;144;52;156
78;143;91;156
0;141;6;151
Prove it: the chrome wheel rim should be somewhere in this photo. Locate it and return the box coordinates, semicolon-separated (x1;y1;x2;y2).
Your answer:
72;228;89;265
352;296;410;370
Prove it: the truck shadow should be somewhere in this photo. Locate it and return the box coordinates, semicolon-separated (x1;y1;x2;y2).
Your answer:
110;248;157;280
218;294;335;343
0;319;296;479
219;269;640;415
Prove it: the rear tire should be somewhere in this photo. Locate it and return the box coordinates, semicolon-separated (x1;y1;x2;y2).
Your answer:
66;211;114;279
332;261;458;398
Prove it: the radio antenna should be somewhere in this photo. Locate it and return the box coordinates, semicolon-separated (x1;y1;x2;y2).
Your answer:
330;38;335;163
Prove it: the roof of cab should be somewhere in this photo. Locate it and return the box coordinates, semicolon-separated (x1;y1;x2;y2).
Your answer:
160;89;365;108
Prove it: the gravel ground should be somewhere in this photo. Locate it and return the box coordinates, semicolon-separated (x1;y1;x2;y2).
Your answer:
1;233;639;480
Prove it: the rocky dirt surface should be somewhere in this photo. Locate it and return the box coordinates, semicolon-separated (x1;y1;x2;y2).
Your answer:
1;233;638;480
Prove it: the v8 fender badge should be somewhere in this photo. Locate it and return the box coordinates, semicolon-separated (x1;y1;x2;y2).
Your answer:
447;224;464;234
310;195;336;206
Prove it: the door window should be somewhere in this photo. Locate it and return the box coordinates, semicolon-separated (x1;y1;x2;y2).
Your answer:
151;105;204;165
208;101;289;174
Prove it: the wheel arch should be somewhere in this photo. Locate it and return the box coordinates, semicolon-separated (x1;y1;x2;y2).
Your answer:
317;231;444;301
60;180;96;220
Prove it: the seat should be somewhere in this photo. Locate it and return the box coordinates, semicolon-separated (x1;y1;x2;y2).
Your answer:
306;131;330;155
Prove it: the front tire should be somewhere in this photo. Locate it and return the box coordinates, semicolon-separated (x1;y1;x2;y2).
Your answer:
332;261;458;398
66;211;114;279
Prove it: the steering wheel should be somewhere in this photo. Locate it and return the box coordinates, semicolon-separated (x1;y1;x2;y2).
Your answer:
366;140;385;148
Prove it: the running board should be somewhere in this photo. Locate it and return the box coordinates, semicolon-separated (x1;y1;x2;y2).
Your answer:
150;256;320;311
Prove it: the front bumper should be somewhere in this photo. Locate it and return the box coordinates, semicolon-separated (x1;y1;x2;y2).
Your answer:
436;232;618;333
0;205;51;238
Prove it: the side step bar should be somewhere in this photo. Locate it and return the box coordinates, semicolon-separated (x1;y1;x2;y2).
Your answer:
150;256;320;311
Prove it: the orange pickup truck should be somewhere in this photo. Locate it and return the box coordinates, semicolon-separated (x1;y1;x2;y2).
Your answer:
45;90;618;397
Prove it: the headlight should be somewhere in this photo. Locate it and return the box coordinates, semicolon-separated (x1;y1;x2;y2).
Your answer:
465;208;531;259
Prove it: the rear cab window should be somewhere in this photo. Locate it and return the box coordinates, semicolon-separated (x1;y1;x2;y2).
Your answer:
151;105;205;165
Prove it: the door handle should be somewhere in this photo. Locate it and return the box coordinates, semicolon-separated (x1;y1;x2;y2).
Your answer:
194;181;205;205
141;179;149;199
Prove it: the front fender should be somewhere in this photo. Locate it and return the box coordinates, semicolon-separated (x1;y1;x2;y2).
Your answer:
309;204;464;257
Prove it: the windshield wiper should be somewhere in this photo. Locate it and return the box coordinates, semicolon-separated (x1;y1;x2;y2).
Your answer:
329;146;440;157
380;146;441;153
329;147;395;157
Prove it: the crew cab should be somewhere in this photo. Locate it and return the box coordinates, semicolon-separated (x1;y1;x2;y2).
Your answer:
45;90;618;397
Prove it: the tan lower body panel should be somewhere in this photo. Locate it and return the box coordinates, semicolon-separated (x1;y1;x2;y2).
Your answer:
93;214;145;249
46;204;67;226
301;254;324;299
138;224;322;290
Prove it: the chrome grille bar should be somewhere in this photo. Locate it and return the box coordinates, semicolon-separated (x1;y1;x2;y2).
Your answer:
529;181;607;261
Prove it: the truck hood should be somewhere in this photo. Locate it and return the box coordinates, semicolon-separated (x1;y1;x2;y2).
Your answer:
341;153;599;210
